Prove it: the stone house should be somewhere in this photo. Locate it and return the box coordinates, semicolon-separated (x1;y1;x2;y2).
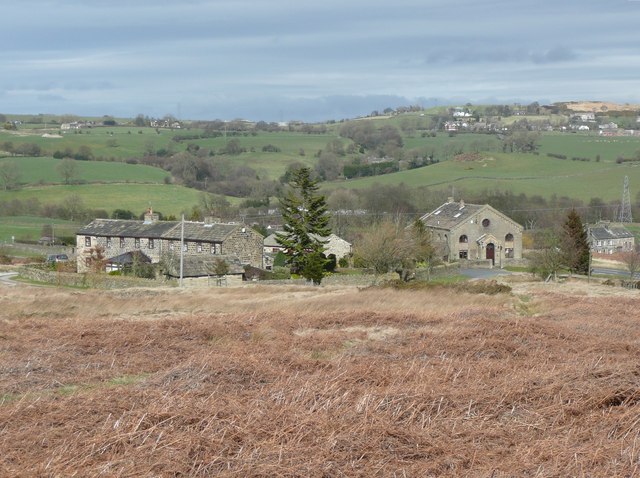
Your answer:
262;232;352;270
587;221;635;254
76;211;264;274
418;198;523;266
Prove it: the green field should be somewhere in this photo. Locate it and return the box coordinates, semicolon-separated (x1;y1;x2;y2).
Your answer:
538;133;640;161
0;216;82;243
0;184;210;218
324;153;640;202
0;157;169;186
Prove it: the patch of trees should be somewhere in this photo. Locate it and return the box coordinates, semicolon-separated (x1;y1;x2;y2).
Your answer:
52;145;94;161
338;122;403;153
343;160;399;179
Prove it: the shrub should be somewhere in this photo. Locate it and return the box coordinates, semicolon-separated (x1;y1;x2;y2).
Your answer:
271;266;291;280
338;256;349;268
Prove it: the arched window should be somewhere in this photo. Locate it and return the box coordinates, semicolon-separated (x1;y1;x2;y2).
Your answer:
459;235;468;243
505;233;514;242
482;218;491;227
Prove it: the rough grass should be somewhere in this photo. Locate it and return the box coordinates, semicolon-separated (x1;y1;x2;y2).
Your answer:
0;280;639;476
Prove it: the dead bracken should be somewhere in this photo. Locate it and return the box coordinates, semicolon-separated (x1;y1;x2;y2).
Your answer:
0;280;639;477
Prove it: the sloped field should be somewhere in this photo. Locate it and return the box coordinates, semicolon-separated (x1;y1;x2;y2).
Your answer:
0;281;639;476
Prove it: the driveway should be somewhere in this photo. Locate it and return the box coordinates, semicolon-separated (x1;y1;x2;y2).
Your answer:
0;272;18;287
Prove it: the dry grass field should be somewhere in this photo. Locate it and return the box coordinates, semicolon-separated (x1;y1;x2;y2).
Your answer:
1;278;639;477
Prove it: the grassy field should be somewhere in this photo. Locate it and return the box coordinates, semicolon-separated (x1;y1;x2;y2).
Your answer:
539;133;640;161
0;156;169;186
1;278;639;476
324;152;640;202
0;184;209;217
3;112;640;209
0;216;81;243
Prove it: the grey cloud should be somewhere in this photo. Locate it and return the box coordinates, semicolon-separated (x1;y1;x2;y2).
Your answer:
426;46;579;65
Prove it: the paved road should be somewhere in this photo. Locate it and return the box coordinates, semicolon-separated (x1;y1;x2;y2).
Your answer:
591;267;638;279
458;268;511;279
0;272;18;287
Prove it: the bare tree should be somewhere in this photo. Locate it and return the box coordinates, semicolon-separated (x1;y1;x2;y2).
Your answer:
621;248;640;279
56;158;77;185
0;161;20;190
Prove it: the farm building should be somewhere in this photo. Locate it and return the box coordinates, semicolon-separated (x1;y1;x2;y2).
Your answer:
76;210;264;276
418;198;523;265
587;221;635;255
262;232;352;270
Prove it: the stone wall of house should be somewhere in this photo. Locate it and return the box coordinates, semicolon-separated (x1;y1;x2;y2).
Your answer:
76;234;163;272
446;209;523;262
221;227;264;268
324;235;352;259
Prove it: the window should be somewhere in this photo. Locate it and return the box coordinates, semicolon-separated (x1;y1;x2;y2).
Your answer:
183;243;188;252
169;242;175;251
482;218;491;227
85;237;91;247
120;237;125;248
197;243;203;253
106;237;112;248
134;238;140;249
211;243;221;255
505;247;514;259
505;233;514;242
459;250;468;259
459;235;468;243
148;238;154;249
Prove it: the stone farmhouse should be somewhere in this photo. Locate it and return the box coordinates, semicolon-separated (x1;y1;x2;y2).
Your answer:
587;221;635;255
418;198;523;266
262;232;352;270
76;210;264;275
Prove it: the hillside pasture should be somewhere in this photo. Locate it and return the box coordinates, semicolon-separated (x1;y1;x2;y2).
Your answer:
0;157;169;186
0;184;209;218
325;152;640;202
0;279;639;476
0;216;81;243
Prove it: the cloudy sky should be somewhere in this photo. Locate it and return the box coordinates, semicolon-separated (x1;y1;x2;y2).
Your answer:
2;0;639;122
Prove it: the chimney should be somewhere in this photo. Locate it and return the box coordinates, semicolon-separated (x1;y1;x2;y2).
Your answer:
143;207;159;224
459;199;465;209
447;196;454;203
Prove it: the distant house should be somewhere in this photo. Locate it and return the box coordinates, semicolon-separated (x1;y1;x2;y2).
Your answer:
76;210;264;275
164;255;246;286
262;232;352;270
417;198;523;265
587;221;635;255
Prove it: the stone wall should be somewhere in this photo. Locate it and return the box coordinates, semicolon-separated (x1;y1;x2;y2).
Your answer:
19;266;175;289
222;227;264;268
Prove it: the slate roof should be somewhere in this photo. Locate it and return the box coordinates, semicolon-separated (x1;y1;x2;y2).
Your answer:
263;232;349;248
589;223;634;241
77;219;239;243
418;201;484;230
164;255;244;278
77;219;176;239
106;251;152;265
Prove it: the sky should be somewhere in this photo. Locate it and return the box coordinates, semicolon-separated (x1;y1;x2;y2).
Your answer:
2;0;640;122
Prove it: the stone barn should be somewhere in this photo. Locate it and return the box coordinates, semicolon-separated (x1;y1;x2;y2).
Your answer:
418;198;523;266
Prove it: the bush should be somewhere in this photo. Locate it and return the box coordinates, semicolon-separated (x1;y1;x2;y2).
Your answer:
324;254;337;273
338;256;349;268
271;266;291;280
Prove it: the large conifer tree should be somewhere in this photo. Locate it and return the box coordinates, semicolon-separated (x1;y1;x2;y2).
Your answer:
276;167;331;274
562;208;590;275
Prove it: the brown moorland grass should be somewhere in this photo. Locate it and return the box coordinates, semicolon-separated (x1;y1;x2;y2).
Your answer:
0;281;639;476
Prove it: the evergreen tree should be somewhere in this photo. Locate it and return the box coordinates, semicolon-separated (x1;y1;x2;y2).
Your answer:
562;209;590;275
276;167;331;275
